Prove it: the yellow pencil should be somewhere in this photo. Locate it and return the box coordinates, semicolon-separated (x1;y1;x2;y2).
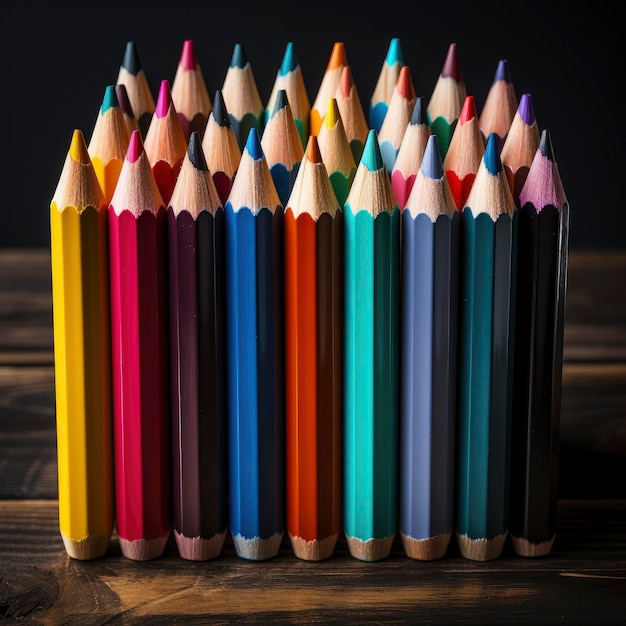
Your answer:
50;128;114;560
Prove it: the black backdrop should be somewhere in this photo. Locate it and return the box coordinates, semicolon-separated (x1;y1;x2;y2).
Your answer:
5;3;624;249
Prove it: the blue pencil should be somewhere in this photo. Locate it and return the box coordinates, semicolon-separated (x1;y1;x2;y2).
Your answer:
399;135;459;560
225;128;285;560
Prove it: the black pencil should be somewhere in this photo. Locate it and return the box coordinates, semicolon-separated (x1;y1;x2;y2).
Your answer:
509;129;570;557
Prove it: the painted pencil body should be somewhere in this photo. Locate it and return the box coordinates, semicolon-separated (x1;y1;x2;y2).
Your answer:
369;37;405;134
221;43;264;150
317;98;356;207
399;135;459;560
344;130;400;561
50;129;113;560
167;133;228;561
108;130;170;561
225;129;285;560
171;39;212;142
456;134;517;561
202;90;241;206
510;130;569;557
284;137;343;561
88;85;130;204
261;89;304;206
116;41;155;138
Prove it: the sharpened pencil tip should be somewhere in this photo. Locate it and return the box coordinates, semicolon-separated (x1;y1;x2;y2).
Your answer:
421;135;443;180
188;132;208;171
441;43;462;82
459;95;478;124
122;41;142;75
324;98;340;128
539;129;554;161
245;128;264;160
361;129;383;171
338;66;354;98
396;66;415;100
494;59;511;84
327;41;348;70
386;38;404;66
115;84;135;117
155;80;172;118
180;39;198;71
101;85;119;114
410;96;427;125
273;89;289;115
483;133;503;175
69;129;90;165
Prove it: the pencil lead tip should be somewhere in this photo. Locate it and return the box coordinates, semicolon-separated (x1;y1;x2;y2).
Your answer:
280;42;297;74
518;93;536;126
338;65;354;98
273;89;289;115
188;131;208;171
101;85;119;114
231;43;248;69
155;80;172;118
459;95;478;124
410;96;427;125
245;128;264;160
386;37;404;65
212;90;231;127
539;129;555;161
397;65;415;100
122;41;142;75
127;130;144;163
421;134;444;180
115;84;135;117
180;39;198;71
483;133;503;175
441;42;462;82
361;129;383;171
328;41;348;70
305;135;323;164
324;98;339;128
69;129;90;165
494;59;511;84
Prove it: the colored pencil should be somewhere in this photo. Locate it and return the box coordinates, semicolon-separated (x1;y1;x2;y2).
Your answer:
50;129;113;560
116;41;155;138
225;128;285;561
456;133;517;562
443;95;484;211
426;43;466;160
509;129;569;557
378;65;417;174
115;83;141;137
399;134;459;561
310;41;349;137
144;79;188;205
265;42;310;148
167;132;228;561
221;43;264;151
343;129;400;561
500;93;540;204
478;59;517;152
391;96;431;210
261;89;304;206
317;97;356;207
335;65;369;164
108;130;171;561
87;85;130;204
201;89;241;206
171;39;212;142
369;37;405;134
284;135;343;561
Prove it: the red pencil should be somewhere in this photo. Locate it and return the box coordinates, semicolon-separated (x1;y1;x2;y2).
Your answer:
108;130;171;561
144;79;188;205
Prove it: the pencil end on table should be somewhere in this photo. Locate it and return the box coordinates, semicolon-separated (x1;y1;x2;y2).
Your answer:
289;533;339;562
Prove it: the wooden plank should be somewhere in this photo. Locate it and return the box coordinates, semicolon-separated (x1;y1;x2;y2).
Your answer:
0;500;624;623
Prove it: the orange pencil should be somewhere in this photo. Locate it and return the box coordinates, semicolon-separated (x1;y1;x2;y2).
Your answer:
171;39;212;142
144;79;188;205
284;135;343;561
310;42;349;137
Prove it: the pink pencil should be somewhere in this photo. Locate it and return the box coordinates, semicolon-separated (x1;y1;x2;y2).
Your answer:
108;130;171;561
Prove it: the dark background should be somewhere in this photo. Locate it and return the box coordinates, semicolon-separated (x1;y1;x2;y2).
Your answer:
4;3;624;250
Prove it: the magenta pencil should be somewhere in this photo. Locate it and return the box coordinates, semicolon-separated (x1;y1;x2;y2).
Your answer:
108;130;171;561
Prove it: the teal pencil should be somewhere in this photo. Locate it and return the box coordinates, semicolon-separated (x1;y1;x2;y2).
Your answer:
456;133;517;561
344;129;400;562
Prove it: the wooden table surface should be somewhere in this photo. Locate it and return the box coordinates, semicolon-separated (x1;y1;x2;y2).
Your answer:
1;248;625;624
